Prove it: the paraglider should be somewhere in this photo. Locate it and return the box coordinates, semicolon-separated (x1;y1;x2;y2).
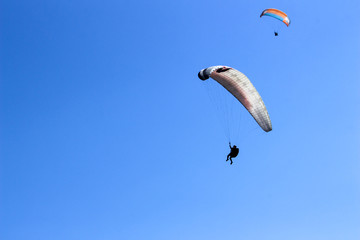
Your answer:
260;8;290;36
199;66;272;164
227;143;239;165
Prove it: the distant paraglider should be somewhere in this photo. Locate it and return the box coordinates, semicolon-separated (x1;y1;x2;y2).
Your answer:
260;8;290;36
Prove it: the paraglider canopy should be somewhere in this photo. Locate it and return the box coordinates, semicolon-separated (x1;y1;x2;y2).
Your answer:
198;66;272;132
260;8;290;27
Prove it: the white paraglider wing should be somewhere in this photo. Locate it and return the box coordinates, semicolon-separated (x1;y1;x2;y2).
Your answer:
199;66;272;132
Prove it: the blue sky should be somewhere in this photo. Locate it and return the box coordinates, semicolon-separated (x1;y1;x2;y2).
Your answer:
1;0;360;239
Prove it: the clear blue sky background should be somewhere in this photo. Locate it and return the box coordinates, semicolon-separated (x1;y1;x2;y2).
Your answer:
1;0;360;239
